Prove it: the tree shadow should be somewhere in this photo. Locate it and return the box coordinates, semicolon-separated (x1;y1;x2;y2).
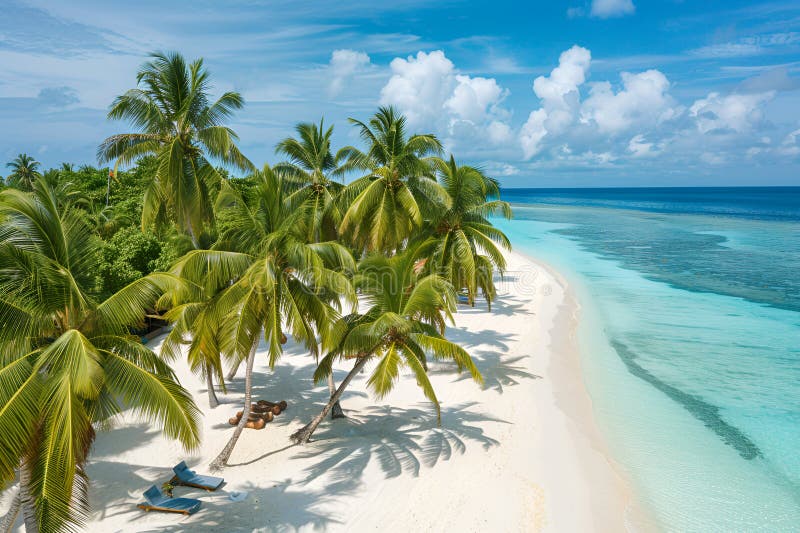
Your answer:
86;459;177;522
445;327;516;351
454;290;533;318
426;322;540;394
294;402;505;493
90;423;162;459
88;460;337;532
485;300;532;317
432;352;541;394
218;357;368;432
133;479;337;532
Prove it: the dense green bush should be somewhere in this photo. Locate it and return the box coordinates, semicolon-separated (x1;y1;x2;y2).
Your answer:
98;226;164;295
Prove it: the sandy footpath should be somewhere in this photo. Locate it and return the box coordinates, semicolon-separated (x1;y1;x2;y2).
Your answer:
2;250;641;532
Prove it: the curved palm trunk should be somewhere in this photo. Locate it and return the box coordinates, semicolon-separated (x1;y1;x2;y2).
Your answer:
206;371;219;408
226;359;241;381
210;342;257;469
0;487;21;533
327;373;345;419
291;357;368;444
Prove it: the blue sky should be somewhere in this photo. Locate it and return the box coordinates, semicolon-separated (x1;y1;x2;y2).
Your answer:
2;0;800;187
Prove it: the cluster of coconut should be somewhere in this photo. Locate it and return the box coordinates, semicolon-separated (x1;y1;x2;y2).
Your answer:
228;400;288;429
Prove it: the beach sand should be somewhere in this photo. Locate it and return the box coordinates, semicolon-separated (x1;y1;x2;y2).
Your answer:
2;250;642;532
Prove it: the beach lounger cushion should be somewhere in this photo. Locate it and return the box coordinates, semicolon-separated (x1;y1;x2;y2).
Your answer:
139;485;201;515
172;461;224;490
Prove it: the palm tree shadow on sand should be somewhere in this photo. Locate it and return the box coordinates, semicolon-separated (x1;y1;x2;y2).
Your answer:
211;354;369;432
427;326;541;393
125;479;335;532
434;354;541;394
294;402;506;493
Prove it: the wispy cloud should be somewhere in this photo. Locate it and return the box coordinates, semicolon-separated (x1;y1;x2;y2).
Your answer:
689;32;800;58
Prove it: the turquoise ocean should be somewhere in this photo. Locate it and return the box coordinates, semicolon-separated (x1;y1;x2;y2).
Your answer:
493;187;800;531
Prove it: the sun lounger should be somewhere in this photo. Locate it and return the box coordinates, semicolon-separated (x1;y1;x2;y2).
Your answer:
171;461;225;491
137;485;201;515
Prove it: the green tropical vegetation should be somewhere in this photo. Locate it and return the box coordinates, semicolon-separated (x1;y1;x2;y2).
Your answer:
0;181;199;532
5;154;42;191
0;51;512;532
98;51;254;246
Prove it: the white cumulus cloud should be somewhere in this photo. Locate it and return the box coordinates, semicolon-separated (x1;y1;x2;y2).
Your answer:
581;69;678;134
628;134;656;157
380;50;511;150
520;109;549;159
518;45;680;158
519;45;590;158
328;49;370;97
689;91;775;133
445;75;506;123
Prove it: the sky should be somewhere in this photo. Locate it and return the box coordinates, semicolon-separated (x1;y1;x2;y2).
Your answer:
2;0;800;187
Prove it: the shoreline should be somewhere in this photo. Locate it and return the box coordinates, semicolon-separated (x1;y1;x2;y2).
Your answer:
2;248;648;531
521;251;657;531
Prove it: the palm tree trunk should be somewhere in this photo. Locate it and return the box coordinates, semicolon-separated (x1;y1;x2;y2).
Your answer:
210;342;257;469
291;357;368;444
1;487;21;533
206;371;219;408
105;172;111;206
226;359;241;381
327;373;345;419
20;465;38;533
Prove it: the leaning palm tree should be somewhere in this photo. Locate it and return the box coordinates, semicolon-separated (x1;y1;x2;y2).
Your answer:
0;180;200;533
159;249;252;408
275;118;345;243
338;107;448;253
412;156;512;308
5;154;41;191
98;51;253;246
188;167;355;467
291;250;483;444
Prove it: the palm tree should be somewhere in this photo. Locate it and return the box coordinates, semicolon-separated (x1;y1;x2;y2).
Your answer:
159;249;252;409
181;166;355;467
5;154;41;191
338;107;448;253
275;119;350;417
0;180;200;532
274;118;345;243
291;250;483;444
98;51;253;246
413;156;512;308
91;203;133;239
41;168;91;210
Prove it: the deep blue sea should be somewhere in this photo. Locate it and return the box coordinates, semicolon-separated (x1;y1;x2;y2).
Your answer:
493;187;800;531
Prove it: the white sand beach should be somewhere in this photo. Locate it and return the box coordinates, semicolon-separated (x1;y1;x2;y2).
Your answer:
3;250;641;532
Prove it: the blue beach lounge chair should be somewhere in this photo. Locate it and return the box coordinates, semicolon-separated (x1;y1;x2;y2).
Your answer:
171;461;225;491
137;485;201;515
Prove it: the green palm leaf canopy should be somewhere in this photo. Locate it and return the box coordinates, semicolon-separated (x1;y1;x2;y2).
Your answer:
410;155;512;308
0;180;200;533
338;106;449;253
5;153;42;191
98;51;254;245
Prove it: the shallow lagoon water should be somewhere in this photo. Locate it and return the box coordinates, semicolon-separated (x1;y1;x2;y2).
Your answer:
494;187;800;531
